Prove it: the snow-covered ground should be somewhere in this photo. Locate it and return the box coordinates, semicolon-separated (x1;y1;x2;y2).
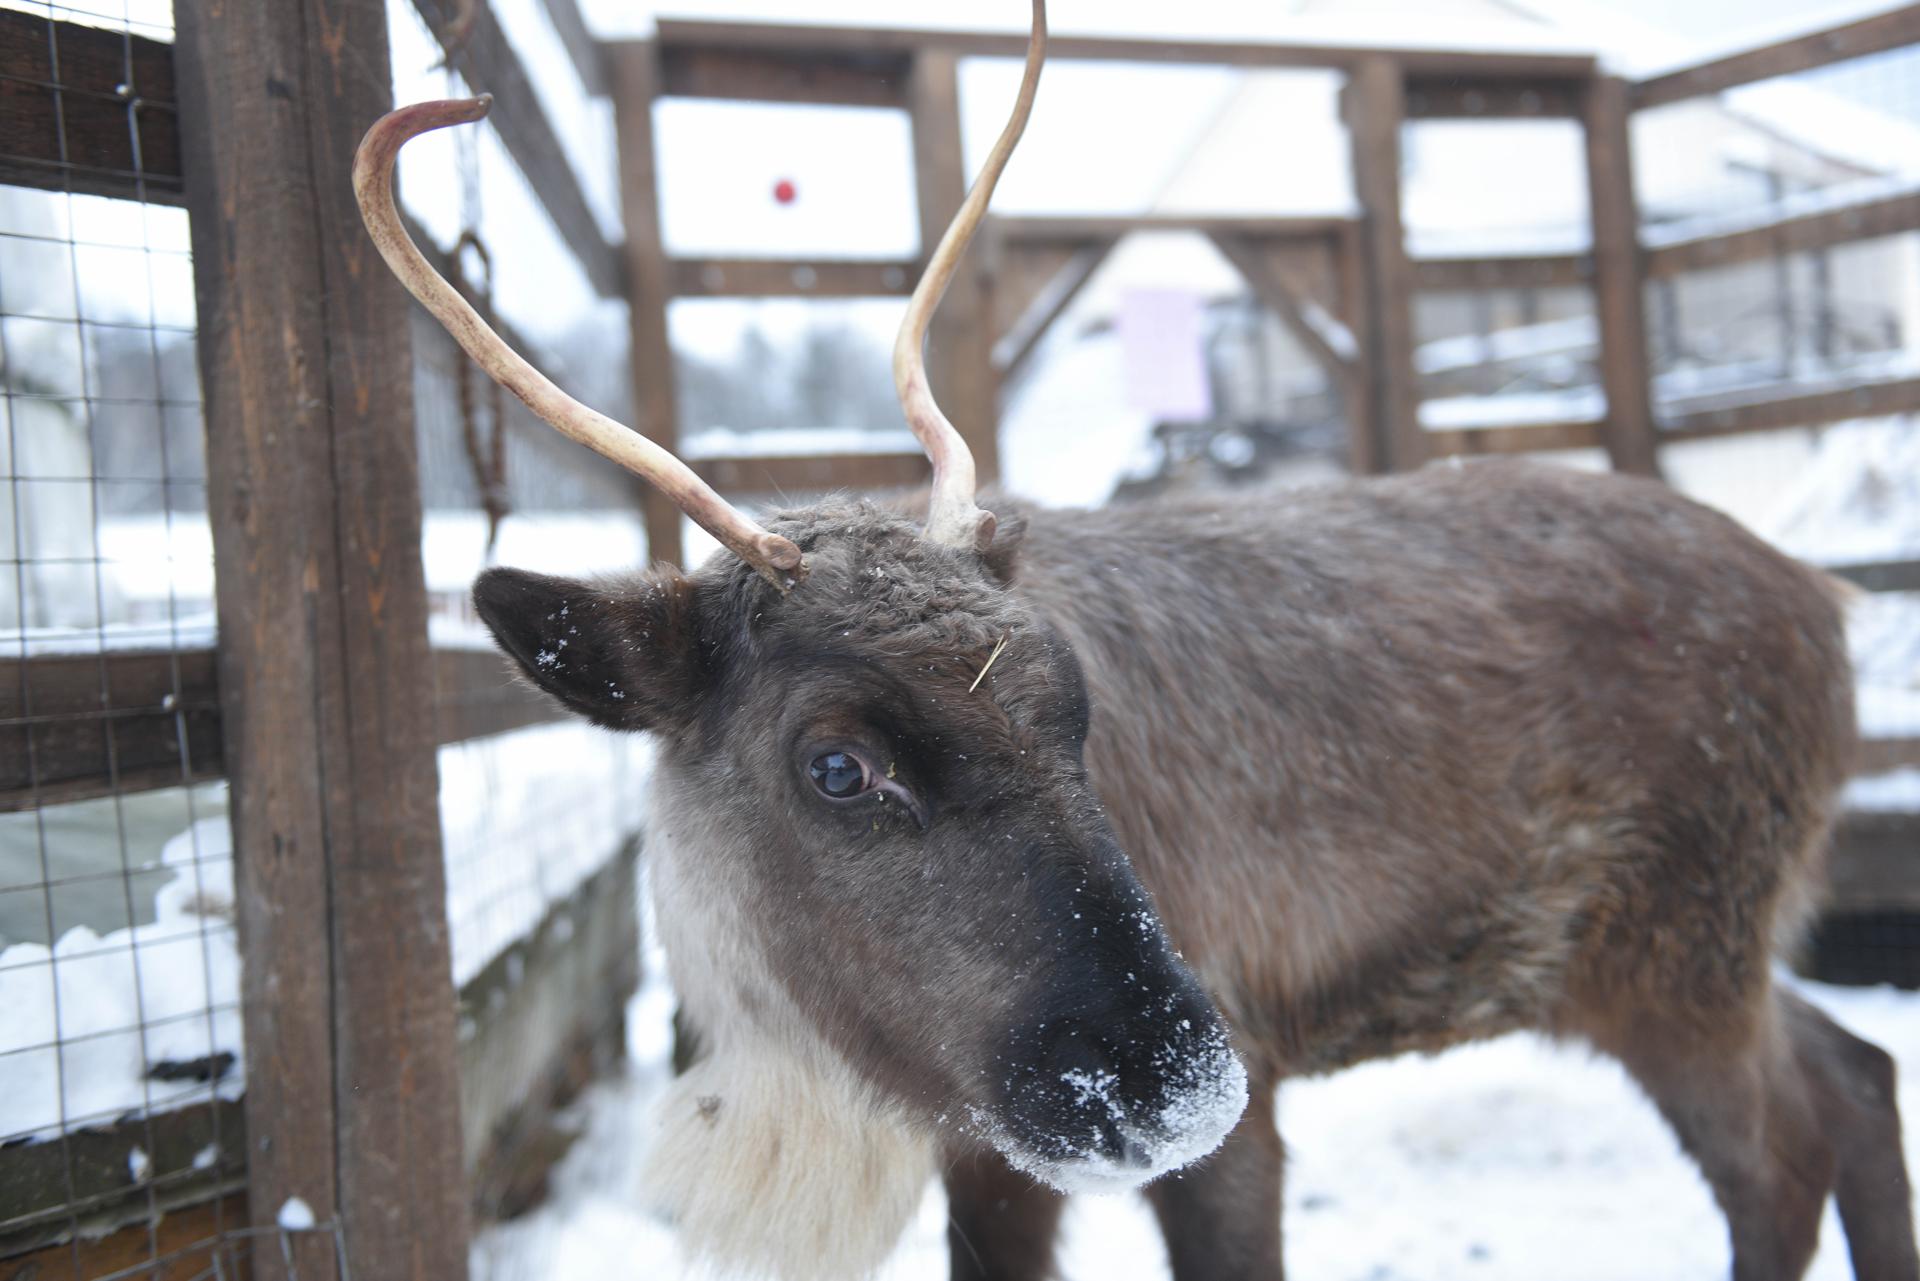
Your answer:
472;907;1920;1281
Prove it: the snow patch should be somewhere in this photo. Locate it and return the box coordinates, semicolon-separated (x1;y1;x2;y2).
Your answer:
277;1196;316;1232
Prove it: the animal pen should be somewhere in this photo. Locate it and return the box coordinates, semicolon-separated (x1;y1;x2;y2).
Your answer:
0;0;1916;1278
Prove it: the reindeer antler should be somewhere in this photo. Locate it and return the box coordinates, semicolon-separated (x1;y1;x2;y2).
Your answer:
353;97;806;587
894;0;1047;554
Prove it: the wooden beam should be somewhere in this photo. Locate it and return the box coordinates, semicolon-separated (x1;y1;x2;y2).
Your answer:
1824;810;1920;914
1635;5;1920;109
1582;75;1661;477
1210;232;1357;383
1828;558;1920;595
992;239;1115;381
434;647;566;744
1645;185;1920;279
539;0;607;96
1404;75;1583;119
0;647;565;813
997;214;1353;242
1412;253;1589;291
0;9;182;204
667;257;915;297
642;22;1600;78
0;649;223;814
658;44;909;107
1333;221;1382;473
690;451;931;495
909;48;1000;483
610;41;687;569
0;1102;246;1258
1661;376;1920;441
1;1191;251;1281
1422;419;1608;456
410;0;624;298
1860;739;1920;775
1346;57;1424;472
173;1;469;1276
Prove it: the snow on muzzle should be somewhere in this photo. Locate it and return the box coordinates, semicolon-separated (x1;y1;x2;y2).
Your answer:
975;977;1249;1194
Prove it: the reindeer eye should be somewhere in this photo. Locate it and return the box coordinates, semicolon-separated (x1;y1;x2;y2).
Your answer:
808;752;872;799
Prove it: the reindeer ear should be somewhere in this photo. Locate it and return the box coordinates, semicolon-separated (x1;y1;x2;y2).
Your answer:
982;509;1028;584
472;568;707;732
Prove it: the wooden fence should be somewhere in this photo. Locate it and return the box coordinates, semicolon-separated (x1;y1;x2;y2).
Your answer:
1;1;1916;1277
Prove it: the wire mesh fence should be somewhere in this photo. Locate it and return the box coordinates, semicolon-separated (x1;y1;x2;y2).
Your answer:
1627;38;1920;988
0;1;254;1275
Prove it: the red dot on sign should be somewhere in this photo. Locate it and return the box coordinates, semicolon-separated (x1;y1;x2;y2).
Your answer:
773;178;797;205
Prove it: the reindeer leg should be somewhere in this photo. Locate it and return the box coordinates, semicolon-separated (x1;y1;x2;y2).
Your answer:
1597;995;1834;1281
1144;1076;1284;1281
1778;988;1919;1281
945;1148;1066;1281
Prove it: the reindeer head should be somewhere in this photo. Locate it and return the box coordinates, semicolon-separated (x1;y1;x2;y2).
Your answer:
355;5;1244;1274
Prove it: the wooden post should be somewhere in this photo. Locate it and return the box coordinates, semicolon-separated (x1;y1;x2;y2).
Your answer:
610;40;687;568
173;3;469;1278
908;49;1002;483
1333;222;1384;474
1583;74;1662;477
1346;57;1423;472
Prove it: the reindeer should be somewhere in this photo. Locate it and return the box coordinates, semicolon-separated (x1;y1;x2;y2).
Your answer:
354;5;1916;1278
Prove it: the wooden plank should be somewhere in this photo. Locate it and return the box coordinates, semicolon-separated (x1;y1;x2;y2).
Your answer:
409;0;624;298
689;451;930;495
1346;57;1424;472
1824;810;1920;914
0;1101;245;1258
173;1;469;1276
0;649;222;814
1412;253;1589;291
1829;559;1920;595
909;48;1000;483
539;0;607;96
1422;419;1608;456
996;214;1352;242
0;1192;254;1281
1661;376;1920;441
0;646;563;812
992;239;1115;381
1645;185;1920;279
1582;75;1661;477
659;44;909;107
667;256;916;297
0;9;182;204
641;22;1599;78
1635;5;1920;109
1404;75;1583;119
434;646;565;744
610;41;687;569
1860;739;1920;774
